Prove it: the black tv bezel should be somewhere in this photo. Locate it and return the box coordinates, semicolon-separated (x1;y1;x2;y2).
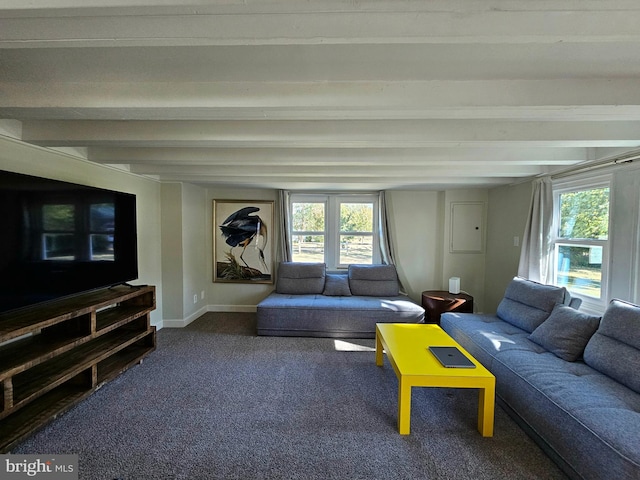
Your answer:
0;169;139;316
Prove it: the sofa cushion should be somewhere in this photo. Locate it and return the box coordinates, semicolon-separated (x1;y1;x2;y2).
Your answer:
490;346;640;480
528;304;601;361
440;312;534;371
496;277;567;333
584;299;640;394
348;264;399;297
276;262;326;294
322;273;352;296
256;293;425;338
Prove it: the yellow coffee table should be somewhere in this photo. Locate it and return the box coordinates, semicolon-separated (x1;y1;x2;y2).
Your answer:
375;323;495;436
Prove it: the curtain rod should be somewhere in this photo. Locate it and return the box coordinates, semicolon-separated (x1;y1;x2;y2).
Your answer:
548;148;640;180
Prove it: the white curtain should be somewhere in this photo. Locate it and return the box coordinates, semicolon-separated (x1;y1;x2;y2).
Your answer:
277;190;292;263
518;178;554;283
378;191;395;265
378;191;406;293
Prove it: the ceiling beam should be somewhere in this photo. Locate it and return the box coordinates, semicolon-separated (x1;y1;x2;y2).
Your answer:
21;120;640;148
151;174;517;190
3;80;640;122
89;146;587;166
3;3;640;48
128;163;542;178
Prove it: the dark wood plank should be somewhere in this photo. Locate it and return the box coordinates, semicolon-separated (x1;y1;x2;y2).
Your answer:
0;331;88;381
0;285;155;343
95;305;153;333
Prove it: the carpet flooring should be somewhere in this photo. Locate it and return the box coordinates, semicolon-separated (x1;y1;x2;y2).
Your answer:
13;313;569;480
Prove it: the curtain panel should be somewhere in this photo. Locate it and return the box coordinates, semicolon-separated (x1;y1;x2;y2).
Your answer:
518;178;554;283
277;189;292;263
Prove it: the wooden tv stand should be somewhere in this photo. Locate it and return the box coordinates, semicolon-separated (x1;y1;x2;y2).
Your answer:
0;285;156;453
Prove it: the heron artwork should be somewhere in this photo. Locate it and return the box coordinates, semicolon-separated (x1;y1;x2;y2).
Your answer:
218;206;269;279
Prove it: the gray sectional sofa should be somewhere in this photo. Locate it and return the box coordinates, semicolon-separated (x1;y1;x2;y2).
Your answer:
256;262;425;338
441;276;640;480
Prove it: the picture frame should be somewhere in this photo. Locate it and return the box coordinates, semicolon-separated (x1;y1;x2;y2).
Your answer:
213;199;274;283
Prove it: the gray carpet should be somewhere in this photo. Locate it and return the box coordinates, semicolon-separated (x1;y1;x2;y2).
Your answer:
13;313;568;480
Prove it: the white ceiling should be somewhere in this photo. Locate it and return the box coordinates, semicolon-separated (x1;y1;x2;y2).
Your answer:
2;0;640;190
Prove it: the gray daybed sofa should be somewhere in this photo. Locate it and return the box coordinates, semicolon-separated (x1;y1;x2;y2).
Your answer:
256;262;425;338
441;276;640;480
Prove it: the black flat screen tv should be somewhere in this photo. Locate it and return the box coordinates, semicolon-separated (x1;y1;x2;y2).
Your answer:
0;169;138;315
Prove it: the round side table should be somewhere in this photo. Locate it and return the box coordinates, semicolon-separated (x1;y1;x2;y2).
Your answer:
421;290;474;324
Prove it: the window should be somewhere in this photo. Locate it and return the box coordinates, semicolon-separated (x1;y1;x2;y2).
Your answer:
552;177;611;308
89;203;115;261
39;198;115;262
42;203;76;260
290;194;379;269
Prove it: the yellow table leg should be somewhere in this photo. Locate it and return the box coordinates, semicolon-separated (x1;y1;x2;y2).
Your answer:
477;383;495;437
375;332;384;366
398;377;412;435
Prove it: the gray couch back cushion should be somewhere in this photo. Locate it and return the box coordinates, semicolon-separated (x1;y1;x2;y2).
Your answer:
348;264;399;297
584;299;640;394
496;277;567;333
276;262;326;294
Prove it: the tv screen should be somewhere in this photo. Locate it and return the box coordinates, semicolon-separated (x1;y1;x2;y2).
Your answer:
0;170;138;315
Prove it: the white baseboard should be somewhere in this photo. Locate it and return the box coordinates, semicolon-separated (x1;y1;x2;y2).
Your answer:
207;304;257;313
161;304;256;328
152;320;164;330
162;305;208;328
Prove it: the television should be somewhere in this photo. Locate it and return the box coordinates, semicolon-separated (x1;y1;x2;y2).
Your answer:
0;169;138;315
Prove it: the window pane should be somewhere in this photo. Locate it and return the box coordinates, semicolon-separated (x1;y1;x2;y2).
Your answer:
292;203;324;232
556;244;602;299
43;204;74;231
43;233;75;260
292;234;324;263
90;203;115;232
559;187;609;239
340;235;373;264
90;234;114;261
340;203;373;233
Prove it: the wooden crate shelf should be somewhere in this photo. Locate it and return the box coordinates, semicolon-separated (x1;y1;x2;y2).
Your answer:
0;385;92;453
0;285;156;453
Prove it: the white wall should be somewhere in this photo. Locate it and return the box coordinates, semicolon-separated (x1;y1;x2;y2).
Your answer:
182;182;209;317
385;190;443;301
161;182;210;326
160;183;184;320
0;136;164;326
485;181;532;312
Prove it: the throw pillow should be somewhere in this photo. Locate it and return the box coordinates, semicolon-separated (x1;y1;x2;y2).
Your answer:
322;274;352;296
528;304;600;361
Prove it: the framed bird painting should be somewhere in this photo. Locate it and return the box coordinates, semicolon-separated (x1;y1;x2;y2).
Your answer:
213;199;274;283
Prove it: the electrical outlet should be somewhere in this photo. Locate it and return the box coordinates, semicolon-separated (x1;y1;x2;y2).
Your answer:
193;294;198;304
513;236;520;247
201;290;205;299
